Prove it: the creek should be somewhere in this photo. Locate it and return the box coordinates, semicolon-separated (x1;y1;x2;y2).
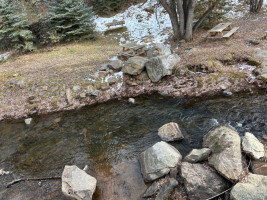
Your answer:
0;93;266;199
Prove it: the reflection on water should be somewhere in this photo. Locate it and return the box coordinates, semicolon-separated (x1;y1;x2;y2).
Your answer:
0;93;266;180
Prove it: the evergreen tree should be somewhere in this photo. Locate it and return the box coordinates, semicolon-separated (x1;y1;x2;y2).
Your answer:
47;0;95;42
0;0;36;52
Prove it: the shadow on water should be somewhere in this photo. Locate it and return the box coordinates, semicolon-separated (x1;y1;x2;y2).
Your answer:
0;92;266;199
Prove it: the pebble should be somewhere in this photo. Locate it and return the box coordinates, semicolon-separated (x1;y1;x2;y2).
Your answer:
25;118;33;125
129;98;135;104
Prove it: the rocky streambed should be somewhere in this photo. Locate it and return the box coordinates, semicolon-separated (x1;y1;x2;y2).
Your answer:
0;93;266;199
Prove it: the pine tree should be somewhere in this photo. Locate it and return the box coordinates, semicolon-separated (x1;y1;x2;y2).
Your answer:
0;0;36;52
47;0;95;42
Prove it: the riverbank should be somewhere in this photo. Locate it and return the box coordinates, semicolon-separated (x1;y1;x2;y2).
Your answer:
0;12;267;121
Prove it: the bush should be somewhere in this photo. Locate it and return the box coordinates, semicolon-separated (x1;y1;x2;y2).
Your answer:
92;0;127;15
47;0;96;42
0;0;36;52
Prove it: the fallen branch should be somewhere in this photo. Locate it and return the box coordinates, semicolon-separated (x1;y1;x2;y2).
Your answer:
7;176;61;188
205;187;232;200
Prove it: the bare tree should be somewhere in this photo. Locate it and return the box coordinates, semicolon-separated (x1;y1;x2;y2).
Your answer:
158;0;222;42
250;0;263;13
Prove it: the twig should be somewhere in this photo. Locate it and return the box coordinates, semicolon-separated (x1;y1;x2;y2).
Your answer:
6;176;61;188
205;187;233;200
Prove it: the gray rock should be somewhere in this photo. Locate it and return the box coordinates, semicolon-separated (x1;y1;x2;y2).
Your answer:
184;148;211;163
140;141;182;182
155;178;178;200
99;64;108;71
25;118;33;125
16;80;24;88
66;88;73;105
0;52;11;63
254;48;267;61
146;54;180;82
181;162;229;200
250;160;267;176
91;90;99;97
203;126;243;182
122;56;148;75
158;122;184;142
107;76;117;85
242;132;264;159
72;86;80;91
62;165;97;200
86;85;94;94
80;93;86;98
249;40;260;45
143;181;159;198
230;173;267;200
109;60;123;71
100;82;109;90
147;44;172;58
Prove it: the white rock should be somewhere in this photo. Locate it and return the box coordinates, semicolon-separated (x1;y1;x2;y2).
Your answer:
62;165;97;200
158;122;184;141
242;132;264;159
129;98;135;103
25;118;33;125
140;141;182;181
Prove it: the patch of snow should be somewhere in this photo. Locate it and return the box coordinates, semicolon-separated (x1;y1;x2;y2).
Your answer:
94;0;172;44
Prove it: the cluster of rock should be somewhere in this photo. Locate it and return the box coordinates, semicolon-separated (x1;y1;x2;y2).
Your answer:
122;44;181;82
139;124;267;200
58;123;266;200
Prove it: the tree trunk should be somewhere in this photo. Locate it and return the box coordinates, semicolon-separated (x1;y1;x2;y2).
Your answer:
159;0;180;40
250;0;264;12
184;0;196;42
193;0;222;33
176;0;185;39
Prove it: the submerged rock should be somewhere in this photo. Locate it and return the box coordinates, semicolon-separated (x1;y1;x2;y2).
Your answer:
184;148;211;163
250;160;267;176
181;162;229;200
242;132;264;160
203;126;243;182
155;178;178;200
230;173;267;200
122;56;148;75
158;122;184;142
62;165;97;200
140;141;182;182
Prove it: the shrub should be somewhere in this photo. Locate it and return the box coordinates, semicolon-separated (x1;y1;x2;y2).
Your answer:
0;0;36;52
47;0;96;42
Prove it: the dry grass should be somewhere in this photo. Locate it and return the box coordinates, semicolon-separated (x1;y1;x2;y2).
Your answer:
0;36;120;117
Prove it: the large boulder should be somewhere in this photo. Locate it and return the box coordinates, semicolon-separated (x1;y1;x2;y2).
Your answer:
140;141;182;182
203;126;243;182
184;148;211;163
230;173;267;200
180;162;229;200
146;54;180;82
62;165;97;200
158;122;184;142
250;160;267;176
147;43;172;58
242;132;264;160
122;56;148;75
155;178;178;200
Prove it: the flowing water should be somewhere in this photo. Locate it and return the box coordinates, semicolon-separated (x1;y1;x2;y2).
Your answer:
0;93;266;199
